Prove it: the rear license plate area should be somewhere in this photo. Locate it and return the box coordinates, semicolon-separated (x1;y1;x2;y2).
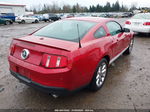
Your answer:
16;66;30;78
133;22;140;25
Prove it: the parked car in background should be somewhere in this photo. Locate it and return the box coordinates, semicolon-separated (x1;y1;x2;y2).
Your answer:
43;13;60;22
15;15;39;24
99;14;109;18
49;13;61;21
99;13;112;18
75;13;88;17
61;14;74;19
43;14;50;22
0;18;13;25
125;13;150;33
0;13;16;22
33;15;44;21
123;12;133;17
56;14;64;19
8;17;134;97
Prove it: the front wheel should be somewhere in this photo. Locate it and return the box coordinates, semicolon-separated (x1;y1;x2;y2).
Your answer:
124;38;134;55
89;58;108;91
35;20;39;23
5;21;11;25
21;20;25;24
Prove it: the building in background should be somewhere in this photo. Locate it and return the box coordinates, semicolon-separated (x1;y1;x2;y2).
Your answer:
0;2;26;16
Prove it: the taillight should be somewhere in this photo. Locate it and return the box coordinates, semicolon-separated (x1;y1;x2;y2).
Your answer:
143;22;150;26
41;54;68;68
125;21;131;25
10;43;15;56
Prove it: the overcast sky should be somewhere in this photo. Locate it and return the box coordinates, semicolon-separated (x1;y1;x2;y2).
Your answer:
0;0;149;8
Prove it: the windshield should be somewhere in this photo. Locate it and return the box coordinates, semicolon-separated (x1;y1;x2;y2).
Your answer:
132;13;150;19
34;20;96;42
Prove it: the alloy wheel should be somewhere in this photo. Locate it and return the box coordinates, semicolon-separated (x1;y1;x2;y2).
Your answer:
96;62;107;87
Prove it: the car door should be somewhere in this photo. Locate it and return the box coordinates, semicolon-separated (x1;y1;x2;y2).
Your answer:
122;30;132;49
0;19;2;24
27;16;33;23
106;21;124;57
24;16;32;23
0;18;6;24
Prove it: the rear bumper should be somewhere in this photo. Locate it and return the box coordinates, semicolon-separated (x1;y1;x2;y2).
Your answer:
8;55;73;90
8;55;90;95
10;70;70;95
15;19;22;23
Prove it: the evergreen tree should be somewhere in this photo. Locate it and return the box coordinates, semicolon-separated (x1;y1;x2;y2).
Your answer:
72;5;77;13
114;1;120;11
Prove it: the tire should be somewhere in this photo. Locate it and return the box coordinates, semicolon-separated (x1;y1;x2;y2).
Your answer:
49;19;52;22
89;58;108;91
21;20;25;24
5;21;11;25
35;20;39;23
124;38;134;55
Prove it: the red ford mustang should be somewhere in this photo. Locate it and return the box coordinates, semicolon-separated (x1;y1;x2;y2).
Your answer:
8;17;134;97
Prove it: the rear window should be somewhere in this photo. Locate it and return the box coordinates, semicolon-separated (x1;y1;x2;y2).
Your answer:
34;20;96;42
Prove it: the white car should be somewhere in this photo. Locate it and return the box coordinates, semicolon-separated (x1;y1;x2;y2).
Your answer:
15;15;39;24
125;13;150;33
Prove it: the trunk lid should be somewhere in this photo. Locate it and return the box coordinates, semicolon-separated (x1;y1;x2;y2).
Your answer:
130;19;150;26
12;35;78;65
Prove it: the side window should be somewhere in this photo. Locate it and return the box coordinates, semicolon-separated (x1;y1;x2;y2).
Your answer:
94;27;107;38
106;21;122;36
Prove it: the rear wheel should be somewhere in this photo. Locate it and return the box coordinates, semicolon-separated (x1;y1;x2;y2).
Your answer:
35;20;39;23
89;58;108;91
21;20;25;24
124;38;134;55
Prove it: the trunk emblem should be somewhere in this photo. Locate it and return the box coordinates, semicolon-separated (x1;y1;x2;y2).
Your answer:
21;49;30;60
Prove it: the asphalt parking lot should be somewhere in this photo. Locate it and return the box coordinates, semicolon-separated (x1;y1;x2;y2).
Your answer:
0;19;150;110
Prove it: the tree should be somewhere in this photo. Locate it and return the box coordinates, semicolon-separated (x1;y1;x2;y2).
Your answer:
28;0;130;14
130;4;137;11
90;5;96;12
104;2;111;12
96;4;102;12
63;5;71;13
114;1;120;11
72;5;77;13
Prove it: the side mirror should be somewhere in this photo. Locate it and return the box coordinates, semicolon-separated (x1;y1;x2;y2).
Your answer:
122;28;130;32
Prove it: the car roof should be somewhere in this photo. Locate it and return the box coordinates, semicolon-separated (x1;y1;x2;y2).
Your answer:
65;17;113;23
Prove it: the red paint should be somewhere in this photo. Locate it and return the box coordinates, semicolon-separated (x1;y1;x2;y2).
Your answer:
143;22;150;26
125;21;131;25
8;17;134;92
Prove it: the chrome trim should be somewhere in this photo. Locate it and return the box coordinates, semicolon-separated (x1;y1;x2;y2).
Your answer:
109;46;128;65
46;56;51;67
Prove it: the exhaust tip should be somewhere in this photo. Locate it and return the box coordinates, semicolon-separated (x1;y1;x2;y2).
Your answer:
51;94;59;98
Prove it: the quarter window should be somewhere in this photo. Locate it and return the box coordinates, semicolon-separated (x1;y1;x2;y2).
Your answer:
106;21;122;36
94;27;107;38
